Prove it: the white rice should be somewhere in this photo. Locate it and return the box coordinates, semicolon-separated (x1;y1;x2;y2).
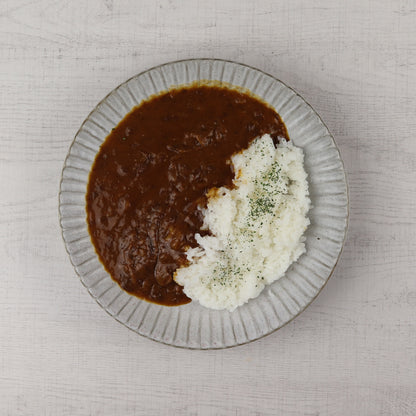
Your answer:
174;134;310;311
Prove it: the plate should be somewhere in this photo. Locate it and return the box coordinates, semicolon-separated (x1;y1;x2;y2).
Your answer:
59;59;348;349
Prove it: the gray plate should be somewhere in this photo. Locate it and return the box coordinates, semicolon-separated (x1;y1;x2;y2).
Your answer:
59;59;348;349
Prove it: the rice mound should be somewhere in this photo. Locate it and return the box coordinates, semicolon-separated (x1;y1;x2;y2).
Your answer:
174;134;310;311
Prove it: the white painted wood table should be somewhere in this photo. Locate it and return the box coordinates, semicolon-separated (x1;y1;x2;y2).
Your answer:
1;0;416;414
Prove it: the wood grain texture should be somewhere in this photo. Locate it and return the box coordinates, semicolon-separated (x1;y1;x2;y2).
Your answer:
1;0;415;414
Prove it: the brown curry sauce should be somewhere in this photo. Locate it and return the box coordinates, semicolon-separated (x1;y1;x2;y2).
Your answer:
86;85;289;306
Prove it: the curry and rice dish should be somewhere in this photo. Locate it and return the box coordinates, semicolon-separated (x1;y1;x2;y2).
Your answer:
86;84;310;311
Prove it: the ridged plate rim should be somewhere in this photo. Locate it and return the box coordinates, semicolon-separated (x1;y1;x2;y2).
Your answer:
59;58;349;349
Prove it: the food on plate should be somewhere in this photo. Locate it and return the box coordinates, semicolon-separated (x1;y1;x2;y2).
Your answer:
86;83;309;308
174;134;310;311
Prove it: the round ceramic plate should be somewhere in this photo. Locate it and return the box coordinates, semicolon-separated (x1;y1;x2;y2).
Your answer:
59;59;348;349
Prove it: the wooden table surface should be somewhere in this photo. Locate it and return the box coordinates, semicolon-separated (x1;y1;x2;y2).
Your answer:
1;0;416;415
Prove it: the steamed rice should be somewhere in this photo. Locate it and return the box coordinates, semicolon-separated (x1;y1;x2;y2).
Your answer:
174;134;310;311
